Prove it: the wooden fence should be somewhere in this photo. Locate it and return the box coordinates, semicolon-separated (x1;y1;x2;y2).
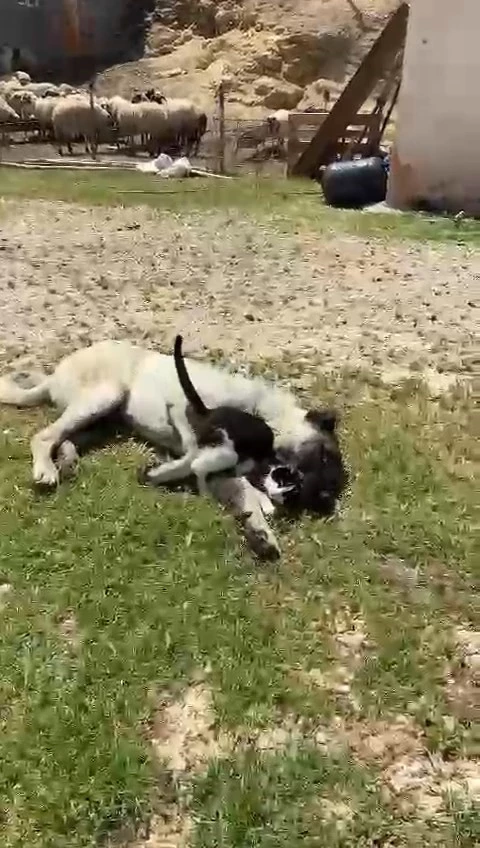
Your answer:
0;110;384;174
286;111;382;174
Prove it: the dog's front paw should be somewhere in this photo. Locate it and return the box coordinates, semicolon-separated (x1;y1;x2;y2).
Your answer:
33;462;60;489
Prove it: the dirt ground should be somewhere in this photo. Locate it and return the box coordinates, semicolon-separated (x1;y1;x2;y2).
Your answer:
99;0;398;118
0;199;477;389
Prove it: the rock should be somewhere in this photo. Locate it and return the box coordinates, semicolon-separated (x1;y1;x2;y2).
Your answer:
238;10;257;31
148;26;180;57
156;67;185;78
277;30;353;86
215;8;238;35
244;49;283;77
253;76;303;110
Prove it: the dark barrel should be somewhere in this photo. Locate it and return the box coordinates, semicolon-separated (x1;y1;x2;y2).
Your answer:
322;156;388;208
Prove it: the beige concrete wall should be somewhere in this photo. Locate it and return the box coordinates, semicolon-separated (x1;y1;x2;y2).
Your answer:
388;0;480;213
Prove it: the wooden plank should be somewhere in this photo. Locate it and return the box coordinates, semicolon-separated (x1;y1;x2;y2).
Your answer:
288;112;328;130
290;2;409;177
288;111;376;131
288;112;381;144
288;138;376;155
0;119;40;134
287;109;384;170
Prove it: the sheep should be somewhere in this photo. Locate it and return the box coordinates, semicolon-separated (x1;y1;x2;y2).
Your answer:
33;94;61;140
137;101;171;154
0;98;19;146
5;89;36;119
52;94;112;156
233;111;290;161
145;88;166;104
266;109;290;139
24;82;59;98
105;95;143;152
126;97;207;156
14;70;31;85
0;97;19;123
164;98;207;155
104;96;171;155
0;79;22;99
131;91;148;103
132;89;165;104
234;120;271;154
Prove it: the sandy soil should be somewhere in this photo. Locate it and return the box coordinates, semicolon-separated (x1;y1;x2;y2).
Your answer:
99;0;398;118
0;199;477;389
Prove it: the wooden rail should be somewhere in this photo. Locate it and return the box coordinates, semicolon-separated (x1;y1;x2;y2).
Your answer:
0;119;40;134
286;111;382;175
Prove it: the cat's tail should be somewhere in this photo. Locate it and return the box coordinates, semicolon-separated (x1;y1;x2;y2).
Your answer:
173;335;209;416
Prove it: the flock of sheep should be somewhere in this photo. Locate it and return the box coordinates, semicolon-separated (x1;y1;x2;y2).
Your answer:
0;71;208;158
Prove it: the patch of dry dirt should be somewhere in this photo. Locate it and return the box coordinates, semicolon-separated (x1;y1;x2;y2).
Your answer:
0;200;477;390
132;812;192;848
384;753;480;816
294;612;373;710
0;582;12;608
143;676;479;848
150;682;231;776
139;681;306;847
444;626;480;724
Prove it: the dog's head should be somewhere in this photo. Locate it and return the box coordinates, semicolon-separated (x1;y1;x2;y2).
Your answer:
264;408;348;517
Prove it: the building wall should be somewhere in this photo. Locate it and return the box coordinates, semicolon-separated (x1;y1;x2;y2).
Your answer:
0;0;149;77
387;0;480;214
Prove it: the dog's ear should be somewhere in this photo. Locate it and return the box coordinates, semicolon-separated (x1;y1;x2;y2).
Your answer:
305;408;338;433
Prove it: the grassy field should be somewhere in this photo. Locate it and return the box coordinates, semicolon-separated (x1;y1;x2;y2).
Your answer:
2;167;480;245
0;171;478;847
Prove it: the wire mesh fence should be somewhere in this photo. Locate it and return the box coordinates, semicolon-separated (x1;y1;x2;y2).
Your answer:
0;108;295;175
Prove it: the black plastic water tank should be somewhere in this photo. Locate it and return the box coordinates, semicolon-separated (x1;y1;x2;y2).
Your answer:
322;156;388;209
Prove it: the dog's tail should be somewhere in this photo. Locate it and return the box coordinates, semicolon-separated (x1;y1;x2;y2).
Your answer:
173;334;208;416
0;369;51;407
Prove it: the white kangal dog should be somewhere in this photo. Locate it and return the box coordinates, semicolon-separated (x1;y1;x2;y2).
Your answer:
0;340;347;558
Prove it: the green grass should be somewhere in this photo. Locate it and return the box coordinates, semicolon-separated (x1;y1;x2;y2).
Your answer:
191;747;479;848
2;168;480;244
0;172;478;845
0;377;477;847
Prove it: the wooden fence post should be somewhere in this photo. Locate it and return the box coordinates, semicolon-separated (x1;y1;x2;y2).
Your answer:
216;80;226;174
88;76;97;161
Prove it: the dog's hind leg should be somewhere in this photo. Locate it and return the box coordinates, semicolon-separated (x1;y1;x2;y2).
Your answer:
31;383;126;487
56;440;80;478
55;409;128;479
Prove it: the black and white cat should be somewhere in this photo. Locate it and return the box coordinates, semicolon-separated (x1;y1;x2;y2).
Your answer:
144;335;289;506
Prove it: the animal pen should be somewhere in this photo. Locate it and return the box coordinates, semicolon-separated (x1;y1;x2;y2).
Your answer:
0;98;395;176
